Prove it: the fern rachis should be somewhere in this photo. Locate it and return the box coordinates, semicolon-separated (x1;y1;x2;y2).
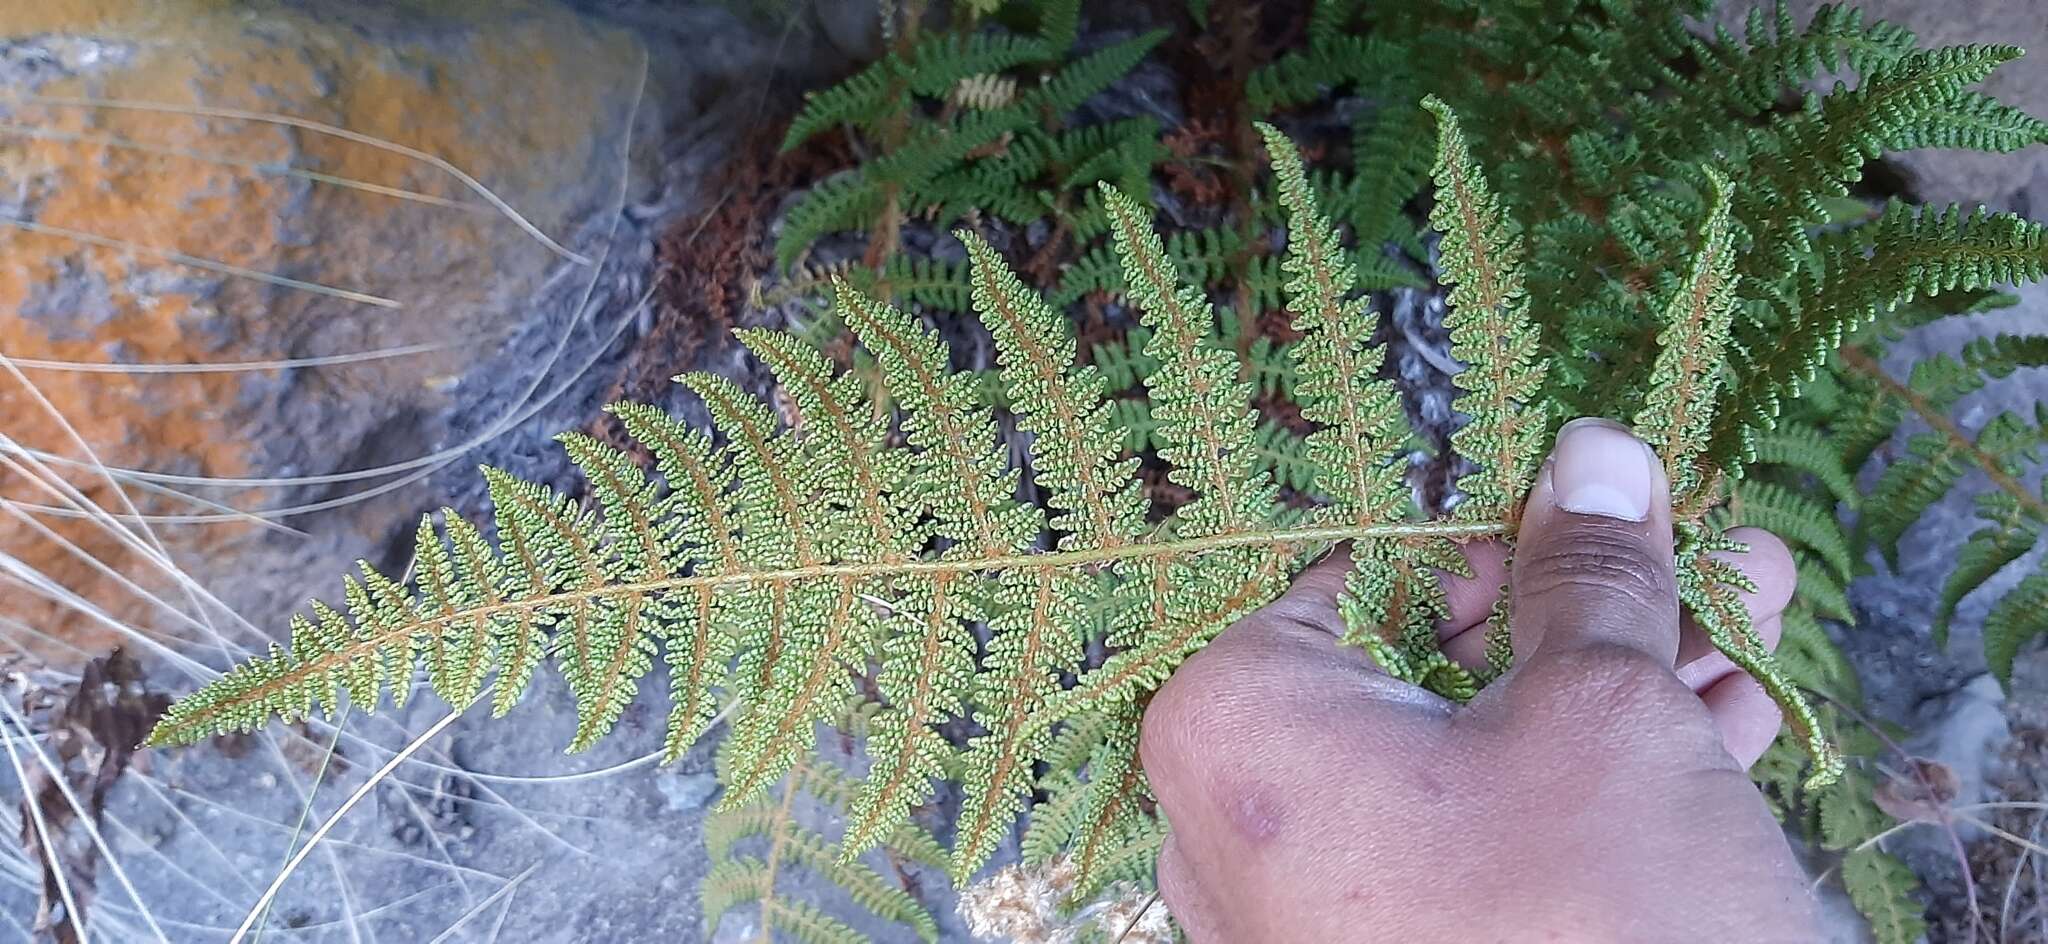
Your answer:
145;2;2048;933
150;114;1840;918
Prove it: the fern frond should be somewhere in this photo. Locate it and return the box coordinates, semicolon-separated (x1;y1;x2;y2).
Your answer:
1680;527;1840;789
1748;421;1858;508
1731;479;1856;584
1985;564;2048;683
1257;121;1447;663
1030;31;1167;117
1102;183;1277;538
1776;607;1861;704
1258;123;1411;530
1795;554;1856;625
1637;3;1915;167
1065;706;1153;897
1423;96;1548;527
1717;201;2048;459
608;400;744;759
1634;169;1738;497
1727;43;2035;285
949;230;1139;877
1936;493;2040;646
705;751;940;944
782;32;1054;150
1821;335;2048;682
1819;765;1927;944
551;434;679;751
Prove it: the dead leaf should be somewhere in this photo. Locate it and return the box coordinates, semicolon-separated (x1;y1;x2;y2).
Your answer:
1871;757;1961;824
17;649;169;943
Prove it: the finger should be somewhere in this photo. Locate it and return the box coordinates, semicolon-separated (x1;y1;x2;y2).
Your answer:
1437;539;1511;637
1297;539;1509;670
1509;418;1679;665
1675;527;1795;669
1270;543;1358;630
1437;539;1510;669
1676;613;1783;693
1698;671;1784;768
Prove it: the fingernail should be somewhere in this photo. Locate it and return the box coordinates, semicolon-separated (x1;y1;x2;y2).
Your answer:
1548;418;1656;521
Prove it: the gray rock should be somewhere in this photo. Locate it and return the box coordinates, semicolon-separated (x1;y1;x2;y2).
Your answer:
814;0;885;61
0;1;866;941
656;768;723;812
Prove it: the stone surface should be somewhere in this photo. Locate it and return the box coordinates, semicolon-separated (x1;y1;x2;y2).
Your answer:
0;1;870;941
1829;277;2048;939
0;0;657;660
1719;0;2048;214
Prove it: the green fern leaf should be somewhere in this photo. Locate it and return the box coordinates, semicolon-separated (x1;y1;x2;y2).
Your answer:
706;747;940;944
1681;526;1841;789
1820;766;1927;944
1934;492;2039;646
1635;168;1739;497
1424;96;1549;527
1731;479;1856;584
1985;568;2048;686
1720;201;2048;459
1749;421;1859;508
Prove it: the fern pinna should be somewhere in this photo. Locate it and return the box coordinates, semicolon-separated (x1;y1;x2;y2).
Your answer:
152;109;1845;937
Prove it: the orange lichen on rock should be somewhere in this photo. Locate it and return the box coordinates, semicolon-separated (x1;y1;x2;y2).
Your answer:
0;0;648;664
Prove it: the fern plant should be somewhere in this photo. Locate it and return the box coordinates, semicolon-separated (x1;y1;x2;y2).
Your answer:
774;0;1162;275
1256;1;2048;686
1249;7;2048;932
149;1;2048;938
704;699;948;942
150;109;1860;933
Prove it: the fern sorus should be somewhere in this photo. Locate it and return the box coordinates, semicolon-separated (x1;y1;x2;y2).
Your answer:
151;115;1832;925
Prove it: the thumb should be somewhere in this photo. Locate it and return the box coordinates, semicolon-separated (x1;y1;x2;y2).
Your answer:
1509;418;1679;665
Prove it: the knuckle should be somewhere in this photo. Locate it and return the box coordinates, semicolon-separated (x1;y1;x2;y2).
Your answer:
1142;629;1295;778
1517;524;1674;614
1142;654;1242;765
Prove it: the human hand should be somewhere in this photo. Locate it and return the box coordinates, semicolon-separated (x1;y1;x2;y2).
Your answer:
1140;418;1823;942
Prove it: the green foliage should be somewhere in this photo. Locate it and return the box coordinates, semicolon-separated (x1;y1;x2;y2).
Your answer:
774;2;1165;270
1819;765;1928;944
1827;324;2048;687
1424;97;1548;526
704;711;946;943
153;0;2048;938
155;118;1849;931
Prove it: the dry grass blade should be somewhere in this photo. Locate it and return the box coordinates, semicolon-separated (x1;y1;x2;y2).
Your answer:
0;122;491;213
228;704;472;944
5;93;591;265
0;216;400;309
7;343;450;375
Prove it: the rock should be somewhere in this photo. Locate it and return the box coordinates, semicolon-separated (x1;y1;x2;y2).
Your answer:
0;0;656;659
1904;677;2011;836
1718;0;2048;214
656;768;723;811
813;0;885;61
0;3;878;939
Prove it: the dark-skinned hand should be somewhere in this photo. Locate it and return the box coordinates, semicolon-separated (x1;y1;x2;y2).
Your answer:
1141;418;1823;942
